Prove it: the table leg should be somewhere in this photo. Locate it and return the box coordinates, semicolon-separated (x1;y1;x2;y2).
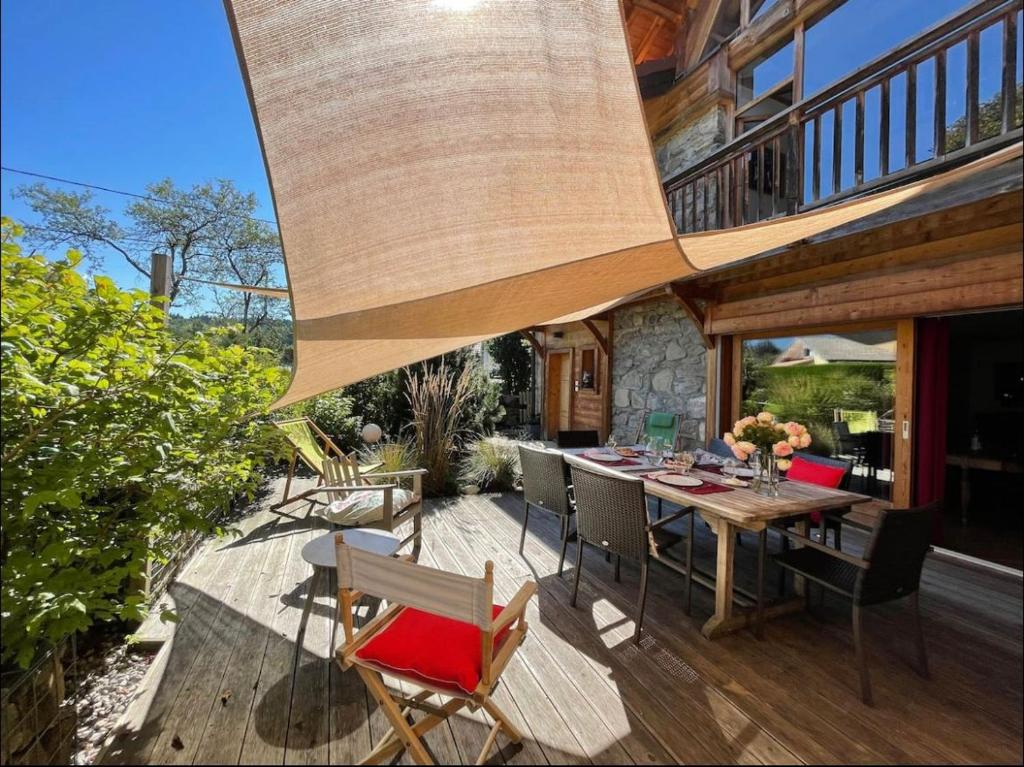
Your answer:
793;519;808;598
701;516;736;639
300;566;322;640
960;465;970;526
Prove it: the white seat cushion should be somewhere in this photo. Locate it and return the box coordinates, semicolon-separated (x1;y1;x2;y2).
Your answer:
315;488;416;526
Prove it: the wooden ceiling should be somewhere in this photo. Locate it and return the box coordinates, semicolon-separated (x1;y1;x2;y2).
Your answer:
624;0;690;64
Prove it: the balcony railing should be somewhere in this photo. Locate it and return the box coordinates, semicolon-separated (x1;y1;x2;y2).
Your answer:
664;0;1023;234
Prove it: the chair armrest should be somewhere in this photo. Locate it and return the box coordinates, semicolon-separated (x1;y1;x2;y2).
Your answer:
648;507;691;530
772;524;870;569
492;580;537;634
315;484;398;494
361;469;428;479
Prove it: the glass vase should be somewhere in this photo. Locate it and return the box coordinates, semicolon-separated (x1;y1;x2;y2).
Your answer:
752;450;780;497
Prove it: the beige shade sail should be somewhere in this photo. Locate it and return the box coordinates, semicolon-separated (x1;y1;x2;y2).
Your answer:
226;0;1022;409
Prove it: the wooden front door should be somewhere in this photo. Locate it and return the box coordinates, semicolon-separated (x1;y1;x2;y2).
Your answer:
546;351;573;438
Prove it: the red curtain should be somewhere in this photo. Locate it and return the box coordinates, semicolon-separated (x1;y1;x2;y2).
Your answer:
913;317;950;543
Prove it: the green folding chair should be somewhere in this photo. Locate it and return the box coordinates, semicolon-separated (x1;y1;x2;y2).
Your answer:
273;417;382;511
633;410;683;450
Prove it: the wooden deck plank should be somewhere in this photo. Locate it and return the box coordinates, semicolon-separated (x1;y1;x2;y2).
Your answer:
426;511;658;765
193;513;296;764
145;526;273;763
100;506;281;764
100;485;1023;766
447;496;803;765
490;493;1022;765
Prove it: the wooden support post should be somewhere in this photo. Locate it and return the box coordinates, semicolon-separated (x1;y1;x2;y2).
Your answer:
149;251;173;319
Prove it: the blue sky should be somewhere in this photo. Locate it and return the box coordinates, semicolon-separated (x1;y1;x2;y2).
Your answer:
2;0;1019;313
0;0;277;304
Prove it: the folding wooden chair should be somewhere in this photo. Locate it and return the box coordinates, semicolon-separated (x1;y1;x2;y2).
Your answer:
273;417;381;510
334;535;536;765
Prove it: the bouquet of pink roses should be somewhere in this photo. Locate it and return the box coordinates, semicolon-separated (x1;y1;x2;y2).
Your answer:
723;411;811;471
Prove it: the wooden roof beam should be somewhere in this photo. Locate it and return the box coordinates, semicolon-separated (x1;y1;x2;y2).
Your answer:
518;329;544;357
633;0;684;26
581;319;610;356
667;284;713;349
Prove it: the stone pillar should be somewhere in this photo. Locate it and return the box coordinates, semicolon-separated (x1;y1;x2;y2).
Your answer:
610;298;707;450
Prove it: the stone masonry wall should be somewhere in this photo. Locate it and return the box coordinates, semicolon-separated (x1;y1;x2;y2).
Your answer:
611;298;707;450
653;106;728;180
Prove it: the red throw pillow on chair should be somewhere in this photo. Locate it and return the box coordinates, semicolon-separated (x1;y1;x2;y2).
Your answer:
786;455;846;524
355;604;510;695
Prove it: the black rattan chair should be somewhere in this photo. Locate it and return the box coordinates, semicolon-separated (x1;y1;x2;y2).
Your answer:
567;458;694;644
707;438;734;459
518;445;576;576
556;430;601;448
762;503;936;705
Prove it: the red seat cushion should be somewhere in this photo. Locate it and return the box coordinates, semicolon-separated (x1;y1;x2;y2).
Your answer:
786;456;846;524
355;605;509;694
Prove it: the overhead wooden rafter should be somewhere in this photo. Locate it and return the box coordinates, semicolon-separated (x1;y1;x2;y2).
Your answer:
624;0;688;65
581;319;610;356
518;329;545;357
666;283;713;349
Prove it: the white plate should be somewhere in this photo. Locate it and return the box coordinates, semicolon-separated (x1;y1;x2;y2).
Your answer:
583;451;621;463
723;467;755;478
653;473;703;487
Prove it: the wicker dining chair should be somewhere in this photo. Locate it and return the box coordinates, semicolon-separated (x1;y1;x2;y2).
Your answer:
518;445;576;576
761;503;936;705
556;430;601;448
566;458;694;644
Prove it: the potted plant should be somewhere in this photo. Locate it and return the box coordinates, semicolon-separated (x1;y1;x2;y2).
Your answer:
723;411;811;496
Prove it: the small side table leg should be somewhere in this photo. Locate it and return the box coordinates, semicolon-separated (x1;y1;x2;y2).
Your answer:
300;566;322;639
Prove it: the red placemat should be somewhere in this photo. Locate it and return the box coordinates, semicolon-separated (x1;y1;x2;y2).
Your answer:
642;473;735;494
580;454;640;468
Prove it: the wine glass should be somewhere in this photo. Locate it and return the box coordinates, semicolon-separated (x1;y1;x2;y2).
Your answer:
604;436;617;455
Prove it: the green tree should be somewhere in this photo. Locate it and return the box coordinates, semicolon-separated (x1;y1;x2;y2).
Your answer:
486;333;533;395
0;219;287;667
14;178;283;327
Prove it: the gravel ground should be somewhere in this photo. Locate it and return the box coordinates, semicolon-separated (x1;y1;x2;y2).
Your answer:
71;632;156;765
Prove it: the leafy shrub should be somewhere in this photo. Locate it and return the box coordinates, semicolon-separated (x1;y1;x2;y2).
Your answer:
304;391;362;453
486;334;533;394
459;437;521;491
0;220;287;668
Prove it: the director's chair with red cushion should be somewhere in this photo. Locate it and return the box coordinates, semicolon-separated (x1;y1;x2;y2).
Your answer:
333;533;537;765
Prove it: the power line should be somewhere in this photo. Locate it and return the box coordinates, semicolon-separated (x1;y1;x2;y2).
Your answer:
1;165;280;228
19;223;283;253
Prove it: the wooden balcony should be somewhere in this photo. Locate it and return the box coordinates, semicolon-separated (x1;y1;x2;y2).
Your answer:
99;475;1022;764
664;0;1023;234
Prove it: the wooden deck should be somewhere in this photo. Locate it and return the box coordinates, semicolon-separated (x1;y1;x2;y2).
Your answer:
101;476;1023;764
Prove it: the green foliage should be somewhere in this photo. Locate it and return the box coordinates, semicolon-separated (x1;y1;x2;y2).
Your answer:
304;392;362;453
0;219;287;668
361;439;418;478
945;83;1022;152
743;363;894;455
168;314;293;366
459;437;522;492
486;334;533;395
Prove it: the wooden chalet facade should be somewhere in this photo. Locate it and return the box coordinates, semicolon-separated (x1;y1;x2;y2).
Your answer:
533;0;1023;565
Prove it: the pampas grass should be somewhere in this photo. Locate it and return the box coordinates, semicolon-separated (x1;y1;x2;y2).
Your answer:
406;362;474;496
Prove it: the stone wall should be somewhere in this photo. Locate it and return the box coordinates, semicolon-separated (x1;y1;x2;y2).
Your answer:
611;298;707;450
653;105;728;180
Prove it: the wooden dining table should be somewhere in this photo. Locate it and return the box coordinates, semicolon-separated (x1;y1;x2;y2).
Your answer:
560;446;872;639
